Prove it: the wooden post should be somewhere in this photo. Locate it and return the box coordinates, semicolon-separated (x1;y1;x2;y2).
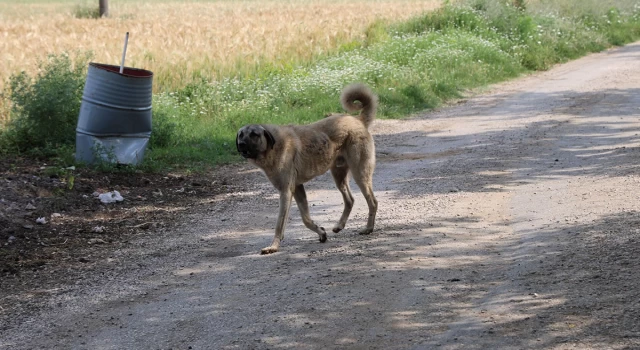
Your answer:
99;0;109;17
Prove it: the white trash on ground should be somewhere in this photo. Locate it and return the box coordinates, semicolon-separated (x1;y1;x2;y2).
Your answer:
97;190;124;204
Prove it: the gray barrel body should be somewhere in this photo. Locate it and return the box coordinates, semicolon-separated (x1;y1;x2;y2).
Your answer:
75;63;153;165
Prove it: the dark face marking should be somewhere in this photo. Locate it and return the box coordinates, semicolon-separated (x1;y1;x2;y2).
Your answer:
236;125;275;159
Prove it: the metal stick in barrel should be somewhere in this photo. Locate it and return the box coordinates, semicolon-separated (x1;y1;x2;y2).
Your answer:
120;32;129;74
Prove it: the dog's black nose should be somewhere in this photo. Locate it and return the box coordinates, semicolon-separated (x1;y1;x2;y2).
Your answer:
237;141;247;151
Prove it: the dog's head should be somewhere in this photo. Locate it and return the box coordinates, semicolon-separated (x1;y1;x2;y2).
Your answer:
236;125;276;159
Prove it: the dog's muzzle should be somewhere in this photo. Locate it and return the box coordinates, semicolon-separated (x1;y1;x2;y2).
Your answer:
237;141;256;159
240;151;254;159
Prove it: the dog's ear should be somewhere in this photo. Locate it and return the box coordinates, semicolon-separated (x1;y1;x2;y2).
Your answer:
263;128;276;150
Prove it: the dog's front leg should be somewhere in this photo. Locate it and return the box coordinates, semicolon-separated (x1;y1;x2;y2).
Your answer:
261;189;293;254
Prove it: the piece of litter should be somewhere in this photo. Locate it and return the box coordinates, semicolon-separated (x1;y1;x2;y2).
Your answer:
36;217;47;224
92;226;106;233
98;190;124;204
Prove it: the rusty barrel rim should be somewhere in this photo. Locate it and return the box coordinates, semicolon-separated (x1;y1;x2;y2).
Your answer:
89;62;153;78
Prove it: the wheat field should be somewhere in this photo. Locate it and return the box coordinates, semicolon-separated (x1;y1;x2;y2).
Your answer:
0;0;442;92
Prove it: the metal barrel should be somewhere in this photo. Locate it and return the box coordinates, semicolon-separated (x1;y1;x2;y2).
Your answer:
75;63;153;165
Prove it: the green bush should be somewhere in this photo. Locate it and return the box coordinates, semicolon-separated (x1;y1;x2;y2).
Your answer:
1;52;91;157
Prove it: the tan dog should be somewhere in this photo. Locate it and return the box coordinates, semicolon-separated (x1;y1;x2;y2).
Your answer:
236;83;378;254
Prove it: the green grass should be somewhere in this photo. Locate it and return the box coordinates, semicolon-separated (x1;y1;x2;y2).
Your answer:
72;2;101;19
3;0;640;172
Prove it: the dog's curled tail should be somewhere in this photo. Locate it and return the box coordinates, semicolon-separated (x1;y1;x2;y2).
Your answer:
340;83;378;128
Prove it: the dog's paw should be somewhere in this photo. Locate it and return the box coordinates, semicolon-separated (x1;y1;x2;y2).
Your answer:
317;226;328;243
260;246;279;255
358;227;373;235
332;224;344;233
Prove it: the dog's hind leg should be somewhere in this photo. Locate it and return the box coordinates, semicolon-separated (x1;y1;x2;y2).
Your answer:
350;151;377;235
330;165;354;233
293;184;327;242
352;173;377;235
261;189;293;254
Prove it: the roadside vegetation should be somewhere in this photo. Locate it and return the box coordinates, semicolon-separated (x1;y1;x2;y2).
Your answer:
2;0;640;171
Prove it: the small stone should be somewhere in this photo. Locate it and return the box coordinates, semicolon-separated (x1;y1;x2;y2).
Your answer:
25;203;37;210
88;238;107;245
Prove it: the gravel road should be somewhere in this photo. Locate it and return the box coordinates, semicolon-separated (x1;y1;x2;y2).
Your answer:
2;43;640;349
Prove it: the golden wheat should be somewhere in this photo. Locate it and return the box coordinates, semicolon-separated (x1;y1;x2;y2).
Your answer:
0;0;441;93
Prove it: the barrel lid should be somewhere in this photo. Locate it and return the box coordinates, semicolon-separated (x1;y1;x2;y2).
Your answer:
90;62;153;78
